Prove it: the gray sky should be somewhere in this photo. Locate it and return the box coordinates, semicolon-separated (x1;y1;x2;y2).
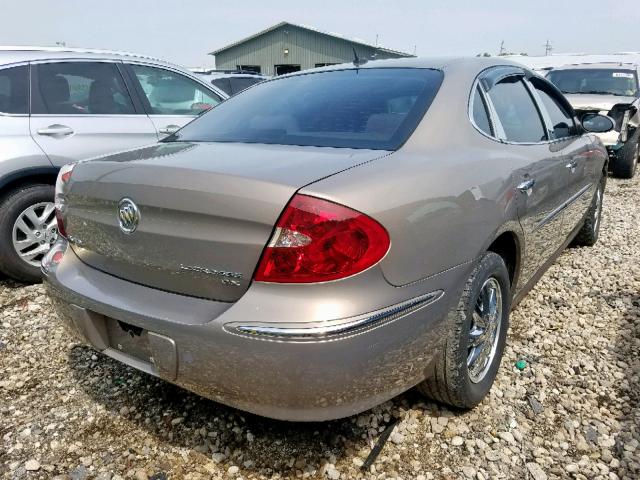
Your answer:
3;0;639;67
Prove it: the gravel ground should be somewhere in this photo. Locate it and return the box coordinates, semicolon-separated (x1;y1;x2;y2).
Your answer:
1;175;638;480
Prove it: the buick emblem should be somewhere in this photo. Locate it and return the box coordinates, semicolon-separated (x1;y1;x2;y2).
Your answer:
118;198;140;234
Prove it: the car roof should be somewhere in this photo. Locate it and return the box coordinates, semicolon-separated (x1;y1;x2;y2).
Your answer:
0;46;182;70
279;56;526;78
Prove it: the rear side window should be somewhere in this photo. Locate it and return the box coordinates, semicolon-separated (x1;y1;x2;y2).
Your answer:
487;77;546;143
211;78;232;95
170;68;444;150
0;65;28;114
471;86;492;135
33;62;135;115
229;77;262;95
531;79;575;139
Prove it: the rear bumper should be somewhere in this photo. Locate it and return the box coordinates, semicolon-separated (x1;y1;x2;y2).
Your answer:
43;242;464;421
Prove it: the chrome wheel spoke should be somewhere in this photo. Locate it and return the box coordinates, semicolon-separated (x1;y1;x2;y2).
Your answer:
467;277;503;384
41;203;56;223
15;237;38;248
467;345;483;368
472;310;486;328
18;243;50;262
24;208;42;228
14;217;34;236
468;325;485;347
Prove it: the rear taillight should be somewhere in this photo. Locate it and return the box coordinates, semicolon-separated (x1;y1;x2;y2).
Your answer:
253;194;390;283
54;163;75;239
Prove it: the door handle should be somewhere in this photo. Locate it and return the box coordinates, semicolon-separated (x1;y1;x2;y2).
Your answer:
158;125;180;135
565;160;577;172
36;124;74;137
517;179;535;195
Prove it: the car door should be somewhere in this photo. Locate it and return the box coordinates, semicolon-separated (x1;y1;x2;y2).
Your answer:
527;76;599;239
29;60;158;167
124;63;224;139
480;68;570;285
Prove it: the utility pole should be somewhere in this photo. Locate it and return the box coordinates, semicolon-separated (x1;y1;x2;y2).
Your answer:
375;34;378;46
499;40;506;56
544;39;553;56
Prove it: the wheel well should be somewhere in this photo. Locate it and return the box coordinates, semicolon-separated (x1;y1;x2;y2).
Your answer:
0;173;57;201
487;231;520;288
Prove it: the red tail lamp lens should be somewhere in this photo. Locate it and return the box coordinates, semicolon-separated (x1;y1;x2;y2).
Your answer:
55;163;75;239
254;194;390;283
55;209;67;239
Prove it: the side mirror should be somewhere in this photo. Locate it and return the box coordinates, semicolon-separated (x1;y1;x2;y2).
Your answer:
581;113;615;133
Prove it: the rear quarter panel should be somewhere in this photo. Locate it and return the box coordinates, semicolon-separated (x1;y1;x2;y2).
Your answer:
301;63;527;287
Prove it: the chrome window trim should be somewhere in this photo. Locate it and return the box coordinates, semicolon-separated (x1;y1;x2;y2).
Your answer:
525;76;582;143
30;113;151;118
28;58;122;65
522;77;555;140
488;76;550;145
468;81;497;140
0;61;30;117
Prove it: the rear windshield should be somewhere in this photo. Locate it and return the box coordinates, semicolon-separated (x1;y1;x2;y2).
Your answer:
547;69;639;97
168;68;444;150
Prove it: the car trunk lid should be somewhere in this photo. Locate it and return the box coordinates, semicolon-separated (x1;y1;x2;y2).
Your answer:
64;142;387;301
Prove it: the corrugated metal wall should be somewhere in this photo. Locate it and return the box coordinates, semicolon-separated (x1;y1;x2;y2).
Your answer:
214;25;407;76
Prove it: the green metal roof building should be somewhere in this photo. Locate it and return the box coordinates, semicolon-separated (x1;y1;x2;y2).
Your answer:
209;21;415;76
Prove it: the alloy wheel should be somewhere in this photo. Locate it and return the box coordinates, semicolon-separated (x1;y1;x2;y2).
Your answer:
12;202;58;267
467;277;503;383
593;186;603;233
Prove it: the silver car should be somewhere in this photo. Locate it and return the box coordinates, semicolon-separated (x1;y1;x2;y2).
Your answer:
547;62;640;178
194;69;268;96
44;57;613;421
0;46;227;281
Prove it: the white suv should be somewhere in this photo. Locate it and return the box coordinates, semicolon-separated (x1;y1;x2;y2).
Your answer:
0;46;227;282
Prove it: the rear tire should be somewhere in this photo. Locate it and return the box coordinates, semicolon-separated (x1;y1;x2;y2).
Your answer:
611;129;638;179
0;184;56;283
417;252;511;408
573;175;605;247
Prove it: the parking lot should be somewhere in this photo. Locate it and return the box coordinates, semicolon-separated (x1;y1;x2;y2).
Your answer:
0;174;637;480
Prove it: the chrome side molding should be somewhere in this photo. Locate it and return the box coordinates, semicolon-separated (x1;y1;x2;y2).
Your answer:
226;290;444;341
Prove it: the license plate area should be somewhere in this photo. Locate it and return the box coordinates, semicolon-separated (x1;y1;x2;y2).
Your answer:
105;319;153;363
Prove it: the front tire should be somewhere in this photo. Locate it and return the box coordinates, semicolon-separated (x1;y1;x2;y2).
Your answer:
611;129;638;179
573;175;605;247
417;252;511;408
0;184;56;282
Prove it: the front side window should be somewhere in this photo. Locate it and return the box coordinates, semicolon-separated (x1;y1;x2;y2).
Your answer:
130;65;222;115
487;77;546;143
471;86;492;136
33;62;135;115
169;68;444;150
0;65;28;114
531;79;575;139
547;68;639;97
